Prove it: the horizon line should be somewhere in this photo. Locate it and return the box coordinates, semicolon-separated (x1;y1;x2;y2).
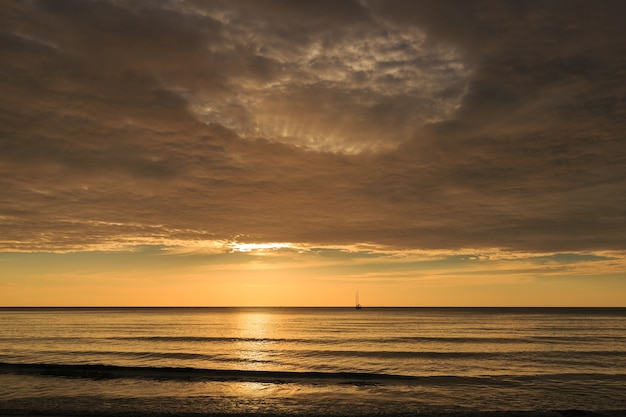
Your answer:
1;305;625;309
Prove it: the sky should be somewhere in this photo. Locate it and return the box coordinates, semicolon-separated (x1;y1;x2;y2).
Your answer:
1;0;625;306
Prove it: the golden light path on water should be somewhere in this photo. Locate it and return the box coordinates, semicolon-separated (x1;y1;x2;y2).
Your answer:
235;310;272;369
232;310;282;398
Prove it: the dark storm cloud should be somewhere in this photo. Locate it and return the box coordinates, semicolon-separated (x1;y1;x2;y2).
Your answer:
1;0;625;253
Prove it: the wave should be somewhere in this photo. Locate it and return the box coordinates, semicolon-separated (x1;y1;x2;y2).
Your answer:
0;361;514;385
3;348;624;364
292;349;626;360
3;334;623;347
76;334;626;345
108;336;301;343
0;351;277;366
2;362;625;387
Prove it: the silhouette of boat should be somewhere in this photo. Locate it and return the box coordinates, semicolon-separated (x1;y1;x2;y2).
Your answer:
355;291;362;309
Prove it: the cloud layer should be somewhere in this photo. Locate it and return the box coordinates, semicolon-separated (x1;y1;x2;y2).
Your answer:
1;0;625;253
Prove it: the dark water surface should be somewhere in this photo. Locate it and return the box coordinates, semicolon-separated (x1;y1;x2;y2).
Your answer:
1;307;625;416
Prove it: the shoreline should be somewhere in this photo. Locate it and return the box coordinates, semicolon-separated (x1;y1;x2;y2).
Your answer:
2;410;626;417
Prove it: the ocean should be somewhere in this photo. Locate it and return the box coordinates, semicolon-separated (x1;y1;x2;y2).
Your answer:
0;307;625;416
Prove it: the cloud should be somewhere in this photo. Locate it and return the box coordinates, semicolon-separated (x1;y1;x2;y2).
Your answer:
181;1;470;153
1;0;625;256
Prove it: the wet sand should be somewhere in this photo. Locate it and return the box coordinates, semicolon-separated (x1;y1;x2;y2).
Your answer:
2;410;626;417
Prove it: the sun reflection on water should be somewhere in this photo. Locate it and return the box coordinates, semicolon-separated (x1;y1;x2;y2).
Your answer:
235;311;273;371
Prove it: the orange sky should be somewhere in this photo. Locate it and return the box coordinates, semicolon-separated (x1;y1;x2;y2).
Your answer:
1;1;625;306
2;246;625;306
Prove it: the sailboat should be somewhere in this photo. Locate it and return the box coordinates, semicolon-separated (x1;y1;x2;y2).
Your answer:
355;291;362;309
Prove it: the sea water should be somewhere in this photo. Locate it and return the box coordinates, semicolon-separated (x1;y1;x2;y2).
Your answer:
1;307;625;416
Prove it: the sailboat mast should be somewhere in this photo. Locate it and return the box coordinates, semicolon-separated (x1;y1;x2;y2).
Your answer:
355;291;362;309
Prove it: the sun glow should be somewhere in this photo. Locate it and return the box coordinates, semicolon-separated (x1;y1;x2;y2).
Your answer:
230;242;296;253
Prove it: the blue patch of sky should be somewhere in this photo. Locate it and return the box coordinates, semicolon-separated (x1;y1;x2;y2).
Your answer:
529;253;615;264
